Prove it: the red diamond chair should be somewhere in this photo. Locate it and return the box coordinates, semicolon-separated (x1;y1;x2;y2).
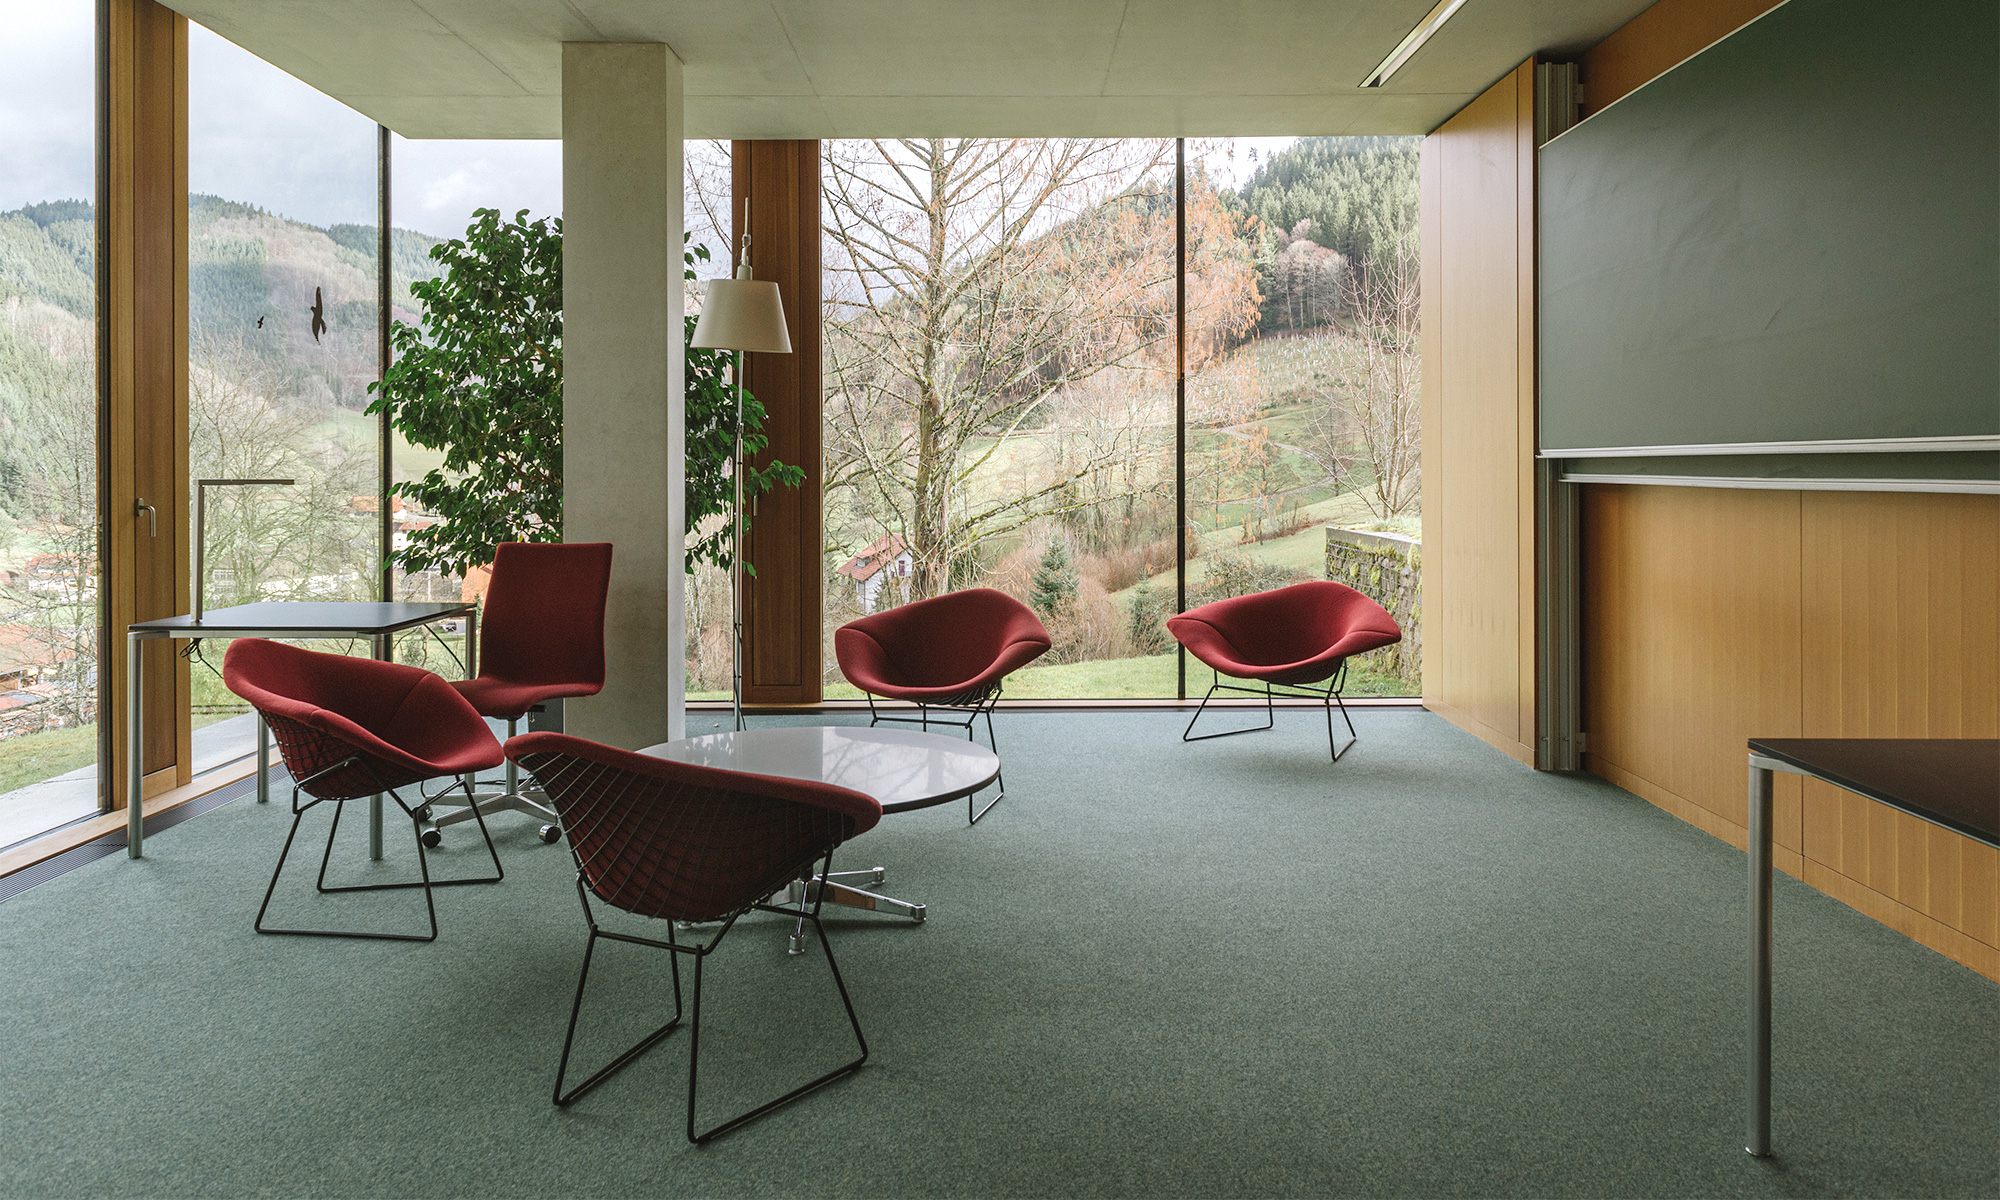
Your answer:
427;541;613;847
222;638;505;942
506;732;882;1144
834;586;1051;824
1167;581;1402;762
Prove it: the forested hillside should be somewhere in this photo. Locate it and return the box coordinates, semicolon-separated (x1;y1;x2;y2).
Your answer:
1239;136;1418;332
0;197;449;736
1;196;443;412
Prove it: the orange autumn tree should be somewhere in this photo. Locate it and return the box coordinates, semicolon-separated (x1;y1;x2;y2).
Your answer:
823;138;1259;598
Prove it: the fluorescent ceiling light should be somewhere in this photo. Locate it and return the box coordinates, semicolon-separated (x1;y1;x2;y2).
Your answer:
1359;0;1472;87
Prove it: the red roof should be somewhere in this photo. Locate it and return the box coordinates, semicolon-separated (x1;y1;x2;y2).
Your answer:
0;624;78;672
836;533;909;583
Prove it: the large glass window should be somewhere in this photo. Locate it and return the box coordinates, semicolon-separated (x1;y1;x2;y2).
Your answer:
820;139;1179;698
185;23;383;770
0;0;101;849
1184;136;1422;698
819;136;1423;700
682;139;736;701
385;132;562;628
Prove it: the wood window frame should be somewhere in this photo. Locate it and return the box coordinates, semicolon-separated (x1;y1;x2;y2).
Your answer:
733;140;824;706
99;0;191;808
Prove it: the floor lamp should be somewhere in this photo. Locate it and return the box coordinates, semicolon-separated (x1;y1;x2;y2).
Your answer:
690;227;792;731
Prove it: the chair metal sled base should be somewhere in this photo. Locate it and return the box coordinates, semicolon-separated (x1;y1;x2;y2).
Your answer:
256;770;503;943
424;716;562;845
553;860;869;1145
1181;661;1360;763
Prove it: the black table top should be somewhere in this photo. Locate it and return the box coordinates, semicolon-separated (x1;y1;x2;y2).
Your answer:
1748;738;1999;848
130;600;474;637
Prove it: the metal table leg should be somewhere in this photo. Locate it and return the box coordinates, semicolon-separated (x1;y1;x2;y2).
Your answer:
256;713;270;803
127;632;144;859
368;633;389;860
1747;758;1775;1157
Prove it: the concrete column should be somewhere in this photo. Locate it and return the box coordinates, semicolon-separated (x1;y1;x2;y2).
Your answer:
561;43;685;748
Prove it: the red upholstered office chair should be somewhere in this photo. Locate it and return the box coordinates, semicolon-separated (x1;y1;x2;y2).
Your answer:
1167;581;1401;762
507;732;881;1144
426;541;613;847
834;587;1050;823
222;638;505;942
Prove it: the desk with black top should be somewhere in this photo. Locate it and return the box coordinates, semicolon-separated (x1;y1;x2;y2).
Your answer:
127;602;477;860
1743;737;2000;1158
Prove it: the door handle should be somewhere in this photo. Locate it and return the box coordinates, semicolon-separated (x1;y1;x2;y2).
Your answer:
135;499;157;537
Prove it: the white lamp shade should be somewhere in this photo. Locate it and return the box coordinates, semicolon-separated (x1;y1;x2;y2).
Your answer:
691;278;792;354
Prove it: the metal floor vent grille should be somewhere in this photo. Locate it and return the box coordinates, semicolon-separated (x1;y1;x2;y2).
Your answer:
0;769;278;905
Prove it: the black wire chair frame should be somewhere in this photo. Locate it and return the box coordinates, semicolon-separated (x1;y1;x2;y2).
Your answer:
549;851;869;1145
1181;658;1359;763
254;755;503;943
517;746;872;1145
863;678;1007;823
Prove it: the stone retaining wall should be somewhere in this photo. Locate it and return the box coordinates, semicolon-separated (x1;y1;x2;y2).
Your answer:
1324;526;1421;691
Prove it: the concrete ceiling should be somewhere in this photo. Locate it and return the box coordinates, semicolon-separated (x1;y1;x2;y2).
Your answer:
161;0;1655;140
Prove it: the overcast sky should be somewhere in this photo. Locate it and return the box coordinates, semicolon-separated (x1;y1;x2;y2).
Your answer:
3;4;1289;238
0;1;94;212
0;5;561;238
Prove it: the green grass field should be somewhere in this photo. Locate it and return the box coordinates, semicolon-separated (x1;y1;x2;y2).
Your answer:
697;647;1411;705
0;723;98;796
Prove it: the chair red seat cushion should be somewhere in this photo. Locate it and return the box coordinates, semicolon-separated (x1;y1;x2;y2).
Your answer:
223;638;504;798
834;587;1051;703
1167;581;1401;688
452;541;613;719
449;676;601;719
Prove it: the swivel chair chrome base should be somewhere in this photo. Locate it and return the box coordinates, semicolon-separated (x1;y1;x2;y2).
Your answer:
423;713;561;845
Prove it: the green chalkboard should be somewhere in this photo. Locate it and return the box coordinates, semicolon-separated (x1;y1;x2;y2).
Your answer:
1539;0;1998;455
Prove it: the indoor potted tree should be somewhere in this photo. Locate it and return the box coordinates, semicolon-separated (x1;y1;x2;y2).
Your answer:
366;209;802;693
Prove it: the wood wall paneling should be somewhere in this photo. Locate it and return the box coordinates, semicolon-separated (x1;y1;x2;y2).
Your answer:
1581;486;1999;979
1798;490;2000;960
1577;0;1785;117
733;141;823;705
1580;485;1805;867
1420;60;1539;766
103;0;191;803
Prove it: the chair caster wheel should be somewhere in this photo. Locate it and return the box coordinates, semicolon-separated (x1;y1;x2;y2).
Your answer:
869;867;886;885
909;904;927;925
788;933;807;956
413;804;433;823
420;827;442;849
538;824;561;844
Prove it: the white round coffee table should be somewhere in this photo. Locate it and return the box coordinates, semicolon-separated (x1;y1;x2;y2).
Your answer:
639;726;1000;943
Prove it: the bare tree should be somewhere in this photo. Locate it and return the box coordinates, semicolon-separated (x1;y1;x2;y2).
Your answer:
190;335;374;606
822;138;1258;596
2;300;98;727
1301;232;1420;519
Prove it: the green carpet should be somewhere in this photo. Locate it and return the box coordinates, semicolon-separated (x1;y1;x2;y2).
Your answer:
1;711;1994;1198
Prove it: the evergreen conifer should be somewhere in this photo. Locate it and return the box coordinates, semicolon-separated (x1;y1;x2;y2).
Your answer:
1029;533;1078;617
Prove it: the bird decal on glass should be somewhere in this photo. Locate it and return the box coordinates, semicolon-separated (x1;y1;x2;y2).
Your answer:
255;315;265;328
308;286;328;343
